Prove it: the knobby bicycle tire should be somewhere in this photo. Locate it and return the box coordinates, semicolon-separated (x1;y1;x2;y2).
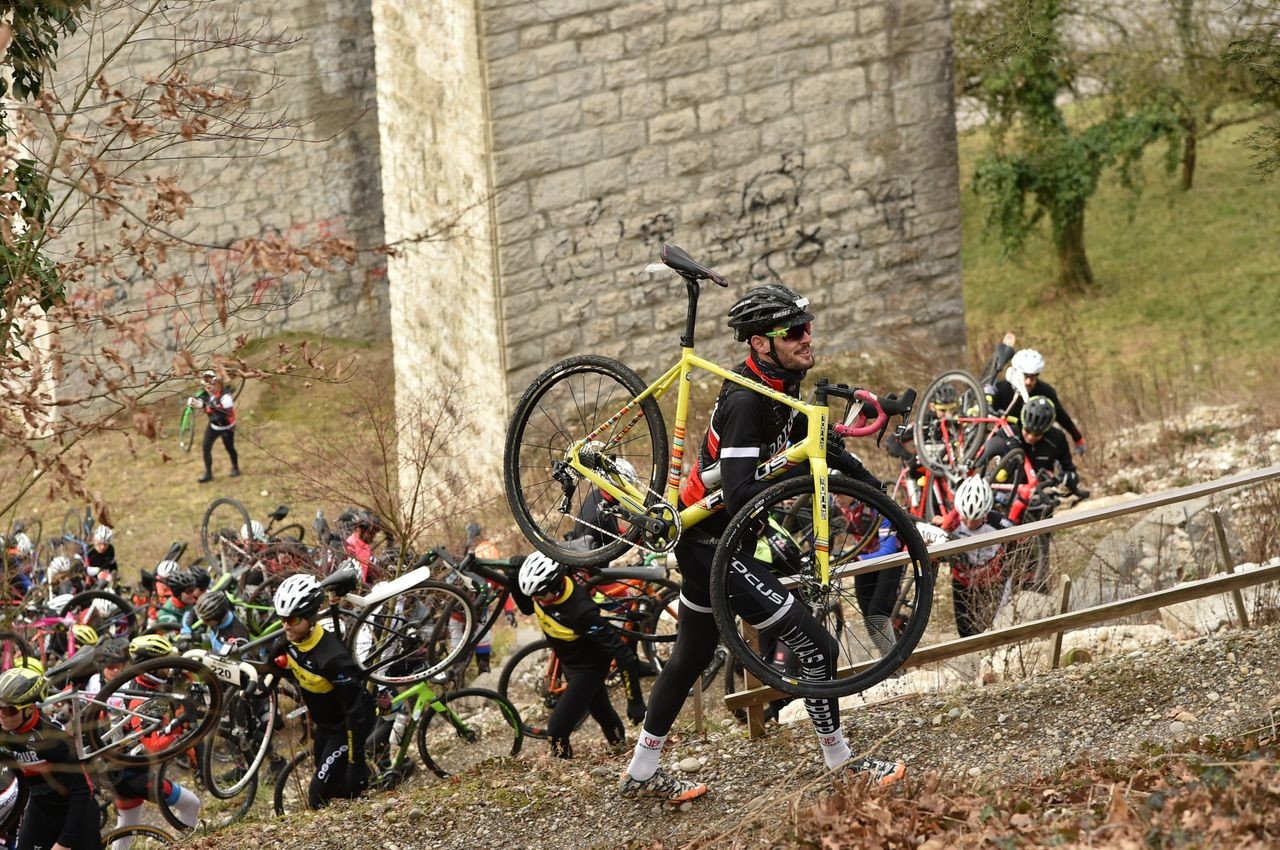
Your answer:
200;687;277;799
155;753;257;831
201;498;252;564
66;590;141;641
495;638;575;739
415;687;524;777
101;825;175;847
0;632;33;671
915;370;989;476
272;750;311;816
62;506;88;544
347;580;476;685
89;656;223;766
178;406;195;454
504;354;671;569
708;475;934;699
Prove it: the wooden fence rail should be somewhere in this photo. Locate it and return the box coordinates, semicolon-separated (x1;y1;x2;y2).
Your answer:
724;465;1280;721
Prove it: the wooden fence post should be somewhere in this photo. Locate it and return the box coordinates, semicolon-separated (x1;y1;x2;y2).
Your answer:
1050;575;1072;669
1210;508;1250;629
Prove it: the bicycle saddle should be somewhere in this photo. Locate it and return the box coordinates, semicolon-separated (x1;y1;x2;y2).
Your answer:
319;564;359;597
660;244;727;287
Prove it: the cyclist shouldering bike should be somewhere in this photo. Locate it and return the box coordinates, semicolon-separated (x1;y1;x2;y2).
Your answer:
619;284;905;805
273;575;375;808
510;553;647;760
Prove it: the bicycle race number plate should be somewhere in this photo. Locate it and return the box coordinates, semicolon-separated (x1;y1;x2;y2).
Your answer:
203;655;244;688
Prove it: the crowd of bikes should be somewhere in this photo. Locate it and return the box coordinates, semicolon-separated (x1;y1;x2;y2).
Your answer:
0;248;1095;846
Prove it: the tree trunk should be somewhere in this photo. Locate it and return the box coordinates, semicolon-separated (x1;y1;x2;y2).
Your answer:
1054;209;1094;293
1182;126;1197;191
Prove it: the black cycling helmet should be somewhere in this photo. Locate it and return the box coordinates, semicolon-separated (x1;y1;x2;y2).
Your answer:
163;568;198;594
727;284;814;342
97;637;129;666
189;564;211;590
931;383;959;406
194;590;231;623
1021;395;1056;435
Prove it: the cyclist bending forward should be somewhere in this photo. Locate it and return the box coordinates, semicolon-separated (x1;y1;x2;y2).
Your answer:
619;284;906;805
274;575;375;808
511;553;646;758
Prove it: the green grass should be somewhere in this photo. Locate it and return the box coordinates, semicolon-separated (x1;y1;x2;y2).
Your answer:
959;121;1280;376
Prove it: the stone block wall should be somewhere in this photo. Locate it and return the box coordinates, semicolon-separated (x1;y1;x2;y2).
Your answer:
46;0;387;370
481;0;966;397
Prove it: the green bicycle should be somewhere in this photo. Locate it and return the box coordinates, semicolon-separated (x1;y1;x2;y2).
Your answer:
177;373;245;453
272;679;523;814
503;244;934;700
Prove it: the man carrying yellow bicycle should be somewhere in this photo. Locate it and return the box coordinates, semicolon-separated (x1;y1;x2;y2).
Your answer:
619;284;906;804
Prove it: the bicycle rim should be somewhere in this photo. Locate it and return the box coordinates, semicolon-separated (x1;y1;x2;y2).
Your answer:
504;354;670;569
91;657;223;766
201;689;275;798
65;590;140;641
708;475;934;699
179;408;195;453
495;639;565;739
416;688;524;778
915;370;989;476
101;825;175;847
349;581;475;685
201;498;252;566
156;753;257;831
272;750;313;817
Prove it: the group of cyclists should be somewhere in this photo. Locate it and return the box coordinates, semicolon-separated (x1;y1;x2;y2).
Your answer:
0;279;1094;845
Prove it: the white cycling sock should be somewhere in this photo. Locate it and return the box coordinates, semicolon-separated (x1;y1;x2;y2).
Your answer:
818;730;851;770
174;785;202;827
113;805;143;850
626;729;668;781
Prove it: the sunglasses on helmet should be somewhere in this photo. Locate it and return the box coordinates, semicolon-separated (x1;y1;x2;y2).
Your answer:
763;322;812;341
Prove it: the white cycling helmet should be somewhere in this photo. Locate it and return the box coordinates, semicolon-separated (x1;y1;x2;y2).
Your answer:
155;559;180;580
12;533;32;558
91;596;118;619
612;457;640;485
47;593;75;615
273;574;324;619
955;476;995;523
517;551;565;598
240;521;267;543
1011;348;1045;375
48;556;73;581
93;525;113;545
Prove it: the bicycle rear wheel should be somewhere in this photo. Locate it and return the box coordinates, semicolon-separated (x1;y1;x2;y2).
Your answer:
708;475;934;699
504;354;670;569
101;825;174;847
915;370;989;476
155;753;257;831
495;638;571;739
348;581;475;685
66;590;141;641
201;498;252;565
415;688;523;777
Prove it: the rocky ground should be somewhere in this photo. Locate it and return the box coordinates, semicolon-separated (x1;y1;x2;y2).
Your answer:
178;619;1280;850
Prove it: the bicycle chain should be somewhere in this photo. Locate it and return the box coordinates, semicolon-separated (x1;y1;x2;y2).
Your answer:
558;458;682;555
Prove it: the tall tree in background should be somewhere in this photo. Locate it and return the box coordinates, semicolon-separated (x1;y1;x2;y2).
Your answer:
1225;16;1280;177
955;0;1179;292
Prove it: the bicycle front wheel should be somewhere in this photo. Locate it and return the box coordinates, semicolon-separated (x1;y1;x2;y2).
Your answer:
415;687;524;778
89;656;223;766
348;581;475;685
708;475;934;699
915;370;989;476
504;354;670;569
178;407;195;453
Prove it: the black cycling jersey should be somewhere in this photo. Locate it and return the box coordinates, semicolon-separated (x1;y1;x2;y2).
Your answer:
0;711;99;850
86;544;118;576
681;353;880;537
988;379;1082;443
983;428;1076;477
512;578;642;702
283;627;375;735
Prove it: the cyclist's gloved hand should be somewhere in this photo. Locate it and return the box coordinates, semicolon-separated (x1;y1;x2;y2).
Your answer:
825;426;847;464
626;698;647;725
1063;470;1081;492
186;396;201;408
1074;438;1087;455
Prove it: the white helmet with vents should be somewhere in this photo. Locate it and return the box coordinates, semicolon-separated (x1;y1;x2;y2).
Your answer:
517;552;565;598
1011;349;1045;375
955;476;995;523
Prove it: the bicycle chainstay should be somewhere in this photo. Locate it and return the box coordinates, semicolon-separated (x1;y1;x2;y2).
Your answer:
553;445;681;555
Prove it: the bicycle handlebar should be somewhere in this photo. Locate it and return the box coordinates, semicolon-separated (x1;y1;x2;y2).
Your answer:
829;386;917;440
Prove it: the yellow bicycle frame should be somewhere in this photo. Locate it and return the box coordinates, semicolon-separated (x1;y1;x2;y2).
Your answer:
564;344;836;586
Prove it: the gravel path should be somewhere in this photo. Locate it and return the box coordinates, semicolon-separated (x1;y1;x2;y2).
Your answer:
178;621;1280;850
